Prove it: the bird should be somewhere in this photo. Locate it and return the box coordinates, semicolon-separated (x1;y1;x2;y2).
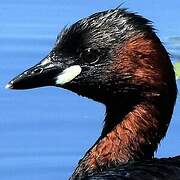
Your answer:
6;8;180;180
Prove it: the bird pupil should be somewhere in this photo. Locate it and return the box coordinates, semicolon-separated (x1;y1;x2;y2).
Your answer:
82;48;99;64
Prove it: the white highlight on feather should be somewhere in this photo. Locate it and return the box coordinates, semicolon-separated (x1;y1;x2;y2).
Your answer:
56;65;82;85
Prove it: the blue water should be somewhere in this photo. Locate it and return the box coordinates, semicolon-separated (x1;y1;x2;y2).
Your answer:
0;1;180;179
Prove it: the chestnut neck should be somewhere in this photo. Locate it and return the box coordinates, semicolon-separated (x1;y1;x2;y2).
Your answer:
71;94;172;179
101;97;139;137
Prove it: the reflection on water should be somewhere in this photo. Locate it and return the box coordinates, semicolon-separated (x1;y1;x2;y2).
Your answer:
166;37;180;60
0;1;180;179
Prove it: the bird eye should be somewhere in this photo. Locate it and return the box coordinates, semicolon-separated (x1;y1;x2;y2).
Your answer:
80;48;100;64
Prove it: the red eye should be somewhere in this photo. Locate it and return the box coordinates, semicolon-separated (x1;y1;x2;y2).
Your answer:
80;48;100;64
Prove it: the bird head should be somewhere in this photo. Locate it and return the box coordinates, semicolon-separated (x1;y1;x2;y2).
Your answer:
6;9;176;105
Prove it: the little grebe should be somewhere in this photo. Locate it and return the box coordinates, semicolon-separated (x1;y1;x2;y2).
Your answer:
6;9;180;179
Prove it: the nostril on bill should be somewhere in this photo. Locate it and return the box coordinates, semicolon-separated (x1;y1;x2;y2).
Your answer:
32;68;43;75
